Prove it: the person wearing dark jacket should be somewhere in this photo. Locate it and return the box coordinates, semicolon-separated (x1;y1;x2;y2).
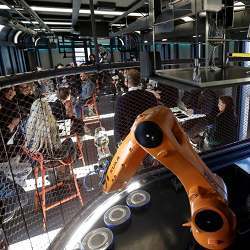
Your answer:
206;96;237;148
114;69;158;144
15;83;36;118
0;87;21;161
49;87;85;135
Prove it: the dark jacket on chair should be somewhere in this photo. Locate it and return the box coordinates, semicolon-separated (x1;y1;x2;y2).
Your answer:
114;89;157;144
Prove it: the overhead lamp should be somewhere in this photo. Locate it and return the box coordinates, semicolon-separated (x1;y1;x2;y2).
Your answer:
22;21;39;24
234;1;245;11
31;6;72;13
34;28;46;31
111;24;126;27
135;31;141;34
0;4;9;9
181;16;194;22
22;21;72;25
14;30;22;44
30;6;145;17
51;28;71;32
0;24;5;32
162;38;168;42
45;21;72;25
144;40;148;44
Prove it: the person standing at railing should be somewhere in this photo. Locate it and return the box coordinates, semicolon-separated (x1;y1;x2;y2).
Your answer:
114;69;158;145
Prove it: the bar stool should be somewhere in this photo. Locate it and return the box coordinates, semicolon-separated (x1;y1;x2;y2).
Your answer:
22;147;83;230
82;93;101;126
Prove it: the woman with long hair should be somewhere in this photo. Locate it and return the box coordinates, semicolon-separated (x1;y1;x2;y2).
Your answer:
206;96;237;148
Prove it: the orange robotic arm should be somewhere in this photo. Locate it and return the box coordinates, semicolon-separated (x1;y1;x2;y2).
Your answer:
103;106;236;250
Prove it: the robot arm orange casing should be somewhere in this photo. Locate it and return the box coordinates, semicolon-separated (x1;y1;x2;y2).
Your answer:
103;106;236;250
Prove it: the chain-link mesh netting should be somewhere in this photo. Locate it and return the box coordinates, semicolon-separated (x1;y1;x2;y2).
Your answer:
0;68;246;249
0;72;114;250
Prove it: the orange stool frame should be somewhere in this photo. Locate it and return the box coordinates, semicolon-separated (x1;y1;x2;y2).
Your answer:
23;149;83;229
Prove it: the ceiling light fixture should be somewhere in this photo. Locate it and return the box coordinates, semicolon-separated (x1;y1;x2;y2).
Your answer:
22;21;39;24
144;40;148;43
181;16;194;22
45;21;72;25
30;6;145;17
51;28;71;32
0;4;9;9
31;6;72;13
234;1;245;11
22;21;72;25
111;24;126;27
162;38;168;42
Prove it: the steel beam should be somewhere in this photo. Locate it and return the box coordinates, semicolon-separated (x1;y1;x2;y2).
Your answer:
19;0;51;33
0;62;139;89
110;0;147;25
89;0;99;64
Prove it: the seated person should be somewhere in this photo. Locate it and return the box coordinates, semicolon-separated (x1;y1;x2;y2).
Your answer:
36;68;55;95
49;88;85;135
15;82;36;118
205;96;237;148
181;89;218;143
75;72;96;118
25;98;77;179
85;53;96;65
114;69;158;144
0;87;21;161
79;72;96;101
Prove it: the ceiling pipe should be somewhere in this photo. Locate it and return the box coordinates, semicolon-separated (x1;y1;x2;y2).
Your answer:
72;0;81;29
0;0;32;23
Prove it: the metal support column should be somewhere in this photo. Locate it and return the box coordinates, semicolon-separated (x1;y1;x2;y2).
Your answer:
205;15;209;67
89;0;99;64
48;47;54;68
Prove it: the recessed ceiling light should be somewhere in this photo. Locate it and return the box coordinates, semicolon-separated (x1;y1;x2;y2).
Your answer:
162;38;168;42
144;40;148;43
181;16;194;22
